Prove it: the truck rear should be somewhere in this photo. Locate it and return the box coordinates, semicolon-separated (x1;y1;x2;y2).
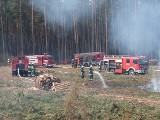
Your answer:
11;56;29;76
26;54;55;67
74;52;104;67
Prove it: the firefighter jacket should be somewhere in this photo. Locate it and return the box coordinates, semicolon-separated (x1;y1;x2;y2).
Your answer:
89;67;93;79
31;65;35;71
81;67;85;73
81;67;85;79
28;64;32;72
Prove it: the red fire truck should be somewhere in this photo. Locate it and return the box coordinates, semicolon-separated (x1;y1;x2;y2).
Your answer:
12;56;29;76
74;52;104;67
99;55;148;75
26;53;55;67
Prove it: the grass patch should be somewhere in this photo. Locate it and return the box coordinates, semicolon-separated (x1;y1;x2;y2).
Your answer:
0;65;160;119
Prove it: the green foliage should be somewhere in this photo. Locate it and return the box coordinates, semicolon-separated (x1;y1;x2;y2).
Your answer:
0;90;65;120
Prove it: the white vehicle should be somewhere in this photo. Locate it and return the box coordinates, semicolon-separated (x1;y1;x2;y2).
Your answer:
26;53;55;67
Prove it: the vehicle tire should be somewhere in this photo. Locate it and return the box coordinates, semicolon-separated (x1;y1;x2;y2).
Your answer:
43;64;47;68
25;71;28;77
110;69;115;73
84;63;89;67
129;69;134;75
12;71;16;76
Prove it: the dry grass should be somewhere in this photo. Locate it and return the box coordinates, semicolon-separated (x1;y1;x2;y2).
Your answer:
1;65;160;119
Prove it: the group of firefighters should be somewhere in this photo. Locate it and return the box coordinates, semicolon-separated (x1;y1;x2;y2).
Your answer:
71;59;94;81
81;65;94;81
28;58;94;80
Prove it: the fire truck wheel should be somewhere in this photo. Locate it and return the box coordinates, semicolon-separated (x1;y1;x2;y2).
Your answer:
129;69;134;75
12;71;16;76
110;69;115;73
43;64;47;68
84;63;89;67
25;72;28;77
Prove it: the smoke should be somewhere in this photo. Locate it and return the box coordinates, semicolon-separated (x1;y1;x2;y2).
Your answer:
151;78;160;92
141;71;160;92
111;0;160;58
30;0;76;27
29;0;101;28
111;0;160;92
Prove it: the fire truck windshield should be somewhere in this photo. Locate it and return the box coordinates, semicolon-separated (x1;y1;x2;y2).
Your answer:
44;56;54;60
138;59;148;65
47;57;54;60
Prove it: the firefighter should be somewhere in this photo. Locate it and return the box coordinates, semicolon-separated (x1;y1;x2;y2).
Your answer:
81;65;85;79
99;65;102;72
7;58;10;66
74;59;78;68
89;65;94;81
27;62;32;77
79;58;83;66
71;59;75;68
31;63;36;76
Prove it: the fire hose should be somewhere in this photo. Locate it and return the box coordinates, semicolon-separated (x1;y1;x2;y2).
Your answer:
17;68;34;82
17;68;23;78
17;68;36;89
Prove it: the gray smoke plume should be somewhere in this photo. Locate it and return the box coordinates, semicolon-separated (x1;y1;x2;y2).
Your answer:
111;0;160;58
112;0;160;92
30;0;79;26
29;0;101;28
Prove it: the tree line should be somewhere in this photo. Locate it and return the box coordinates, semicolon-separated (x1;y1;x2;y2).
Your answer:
0;0;159;64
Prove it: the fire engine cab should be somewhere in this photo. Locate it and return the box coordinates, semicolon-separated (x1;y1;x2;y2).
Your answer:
74;52;104;67
12;56;29;76
99;55;148;75
26;53;55;67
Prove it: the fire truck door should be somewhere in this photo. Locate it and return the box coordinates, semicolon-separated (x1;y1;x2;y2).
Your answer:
38;57;43;66
115;60;122;73
125;58;131;70
108;60;116;72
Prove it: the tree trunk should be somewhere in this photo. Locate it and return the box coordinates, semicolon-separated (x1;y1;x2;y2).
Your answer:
20;0;23;55
32;0;35;54
0;0;5;64
44;0;48;53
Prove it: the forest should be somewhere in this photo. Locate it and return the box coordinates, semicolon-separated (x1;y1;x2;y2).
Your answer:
0;0;160;64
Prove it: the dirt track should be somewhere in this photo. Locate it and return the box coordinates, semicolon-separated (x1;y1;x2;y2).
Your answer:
99;94;160;106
